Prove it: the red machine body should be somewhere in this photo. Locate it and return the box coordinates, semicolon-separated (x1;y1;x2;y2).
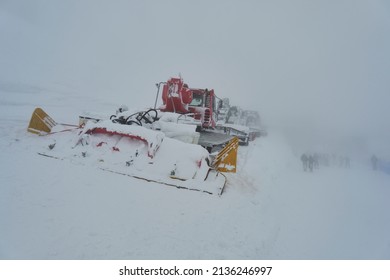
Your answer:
160;77;218;129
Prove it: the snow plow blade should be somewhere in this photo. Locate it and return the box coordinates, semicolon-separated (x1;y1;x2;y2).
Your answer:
212;137;239;173
32;120;227;195
27;108;57;135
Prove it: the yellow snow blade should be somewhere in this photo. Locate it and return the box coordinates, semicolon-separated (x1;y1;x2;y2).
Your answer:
212;137;239;173
27;108;57;135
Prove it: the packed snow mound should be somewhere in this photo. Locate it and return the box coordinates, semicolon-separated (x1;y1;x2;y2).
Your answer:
153;120;199;144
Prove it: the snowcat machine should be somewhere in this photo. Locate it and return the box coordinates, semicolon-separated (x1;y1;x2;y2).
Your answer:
27;95;239;195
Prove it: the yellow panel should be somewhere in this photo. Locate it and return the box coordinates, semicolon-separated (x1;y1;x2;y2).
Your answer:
213;137;239;173
27;108;57;135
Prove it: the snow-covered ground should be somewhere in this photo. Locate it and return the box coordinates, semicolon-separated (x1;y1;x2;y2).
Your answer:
1;84;390;259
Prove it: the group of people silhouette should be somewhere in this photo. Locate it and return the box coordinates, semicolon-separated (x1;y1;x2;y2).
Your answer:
300;153;317;172
300;153;350;172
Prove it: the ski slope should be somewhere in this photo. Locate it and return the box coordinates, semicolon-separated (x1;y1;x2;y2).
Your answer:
1;84;390;259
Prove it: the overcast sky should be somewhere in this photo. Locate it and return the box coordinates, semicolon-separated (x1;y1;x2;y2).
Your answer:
1;0;390;138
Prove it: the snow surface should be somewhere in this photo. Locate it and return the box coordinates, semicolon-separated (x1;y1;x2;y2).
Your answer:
1;85;390;260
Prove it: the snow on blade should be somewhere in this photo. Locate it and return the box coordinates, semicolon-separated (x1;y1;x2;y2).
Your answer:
80;120;165;158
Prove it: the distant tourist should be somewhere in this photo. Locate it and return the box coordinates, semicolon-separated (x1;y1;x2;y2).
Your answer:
308;154;314;172
371;155;378;170
313;153;320;169
301;153;308;171
345;156;350;168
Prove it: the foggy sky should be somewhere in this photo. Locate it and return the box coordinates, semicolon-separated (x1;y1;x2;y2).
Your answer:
1;0;390;138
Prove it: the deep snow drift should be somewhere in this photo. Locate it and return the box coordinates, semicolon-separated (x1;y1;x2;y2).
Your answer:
1;84;390;259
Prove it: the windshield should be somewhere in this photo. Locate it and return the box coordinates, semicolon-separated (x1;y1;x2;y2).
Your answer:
190;93;203;107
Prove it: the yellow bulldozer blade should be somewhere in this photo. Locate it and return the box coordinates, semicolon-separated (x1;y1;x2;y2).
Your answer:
27;108;57;135
212;137;239;173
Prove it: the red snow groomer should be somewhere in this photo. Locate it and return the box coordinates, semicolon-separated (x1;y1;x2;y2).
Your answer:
159;77;218;129
157;77;254;147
